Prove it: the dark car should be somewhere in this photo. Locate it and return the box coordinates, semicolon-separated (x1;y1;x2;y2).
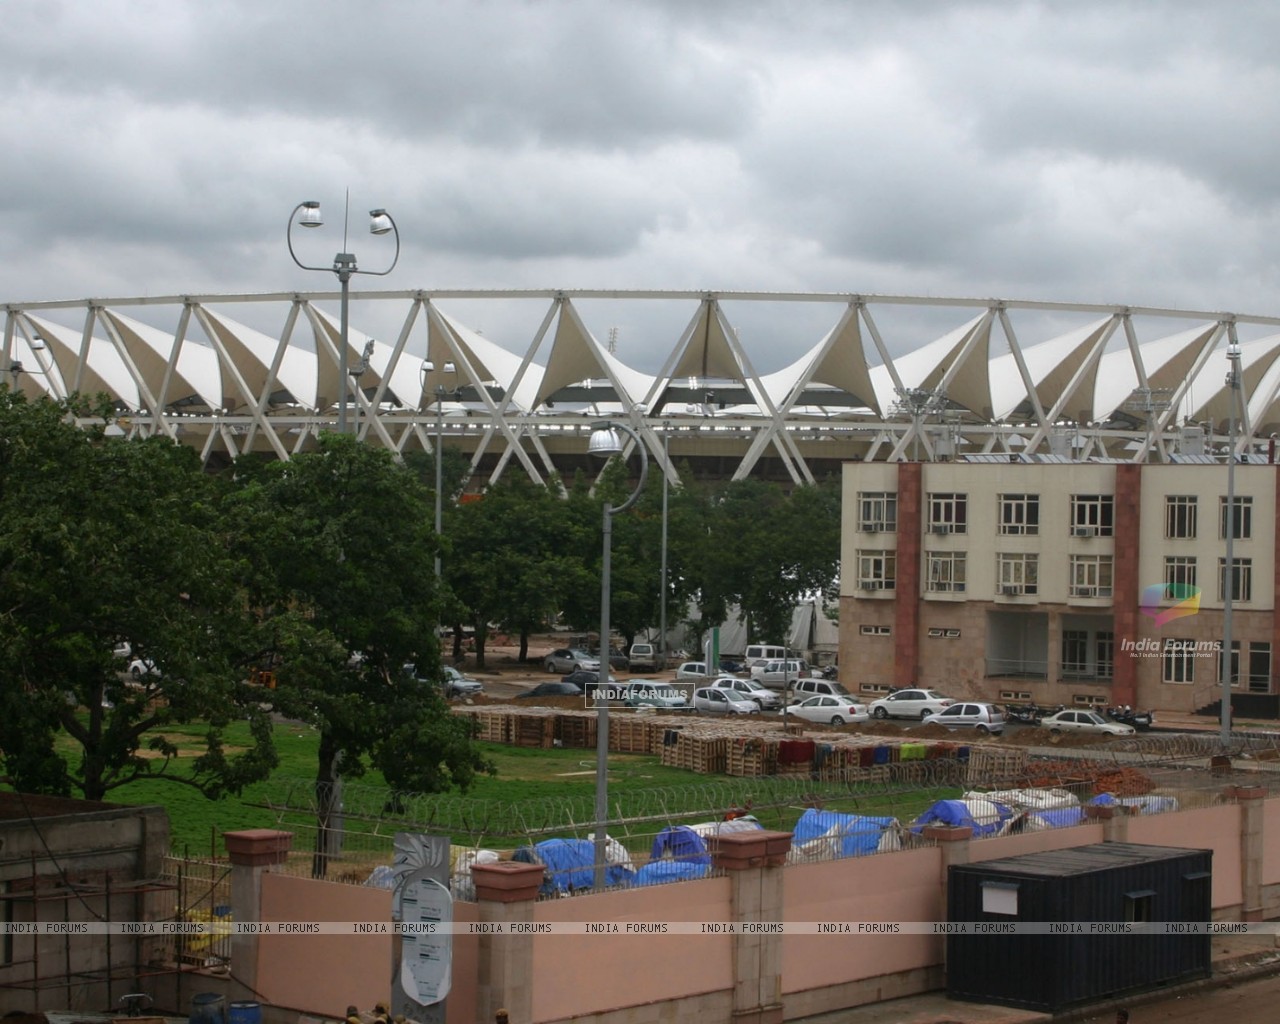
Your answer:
562;669;619;696
718;658;747;675
594;648;630;671
517;682;584;699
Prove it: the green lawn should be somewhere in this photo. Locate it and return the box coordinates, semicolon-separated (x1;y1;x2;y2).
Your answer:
46;719;956;857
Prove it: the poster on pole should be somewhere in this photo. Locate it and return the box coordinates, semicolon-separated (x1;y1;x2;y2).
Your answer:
390;833;452;1023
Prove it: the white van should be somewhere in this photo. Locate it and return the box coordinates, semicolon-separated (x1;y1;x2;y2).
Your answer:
744;644;787;667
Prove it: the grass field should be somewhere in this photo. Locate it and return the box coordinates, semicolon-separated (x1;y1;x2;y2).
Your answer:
49;718;956;858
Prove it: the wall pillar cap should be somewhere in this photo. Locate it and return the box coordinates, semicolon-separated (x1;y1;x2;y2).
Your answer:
1226;784;1268;801
711;830;793;870
223;829;293;867
472;860;545;903
921;824;973;842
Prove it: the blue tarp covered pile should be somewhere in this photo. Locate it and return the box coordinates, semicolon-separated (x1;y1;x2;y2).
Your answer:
911;798;1015;837
513;838;634;894
791;808;899;859
633;826;711;887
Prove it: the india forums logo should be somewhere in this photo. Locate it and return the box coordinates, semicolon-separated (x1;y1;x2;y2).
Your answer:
1139;582;1201;627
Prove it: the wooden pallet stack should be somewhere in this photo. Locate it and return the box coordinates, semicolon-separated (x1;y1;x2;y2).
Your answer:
555;712;597;749
610;715;658;753
513;712;556;749
964;745;1028;784
726;736;777;777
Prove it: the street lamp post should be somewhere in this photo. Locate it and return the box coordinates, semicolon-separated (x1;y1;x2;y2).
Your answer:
589;420;649;889
287;197;400;434
659;424;670;672
1221;339;1243;745
422;361;458;578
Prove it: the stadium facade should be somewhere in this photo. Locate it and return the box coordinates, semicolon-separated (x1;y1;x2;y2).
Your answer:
5;290;1280;486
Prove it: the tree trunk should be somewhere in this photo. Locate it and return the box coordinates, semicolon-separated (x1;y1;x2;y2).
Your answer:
518;627;530;662
312;734;344;879
474;624;488;669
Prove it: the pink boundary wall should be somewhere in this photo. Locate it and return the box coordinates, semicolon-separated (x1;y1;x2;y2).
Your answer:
248;795;1280;1023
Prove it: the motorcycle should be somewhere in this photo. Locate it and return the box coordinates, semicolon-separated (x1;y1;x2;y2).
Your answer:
821;664;839;680
1004;702;1041;725
1107;706;1155;730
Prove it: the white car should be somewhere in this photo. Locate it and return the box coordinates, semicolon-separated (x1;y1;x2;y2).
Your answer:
710;676;783;710
127;657;160;680
544;648;599;673
676;661;714;680
923;702;1006;735
1040;709;1136;737
750;658;808;688
868;688;954;721
785;695;869;726
692;687;759;715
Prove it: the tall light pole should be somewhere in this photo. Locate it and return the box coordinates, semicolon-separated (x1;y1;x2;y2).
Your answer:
1221;338;1243;745
589;420;649;889
287;197;400;434
659;424;670;672
422;361;458;578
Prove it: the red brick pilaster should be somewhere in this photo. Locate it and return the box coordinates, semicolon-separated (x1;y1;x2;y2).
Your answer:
895;462;923;688
1112;464;1142;705
1273;468;1280;694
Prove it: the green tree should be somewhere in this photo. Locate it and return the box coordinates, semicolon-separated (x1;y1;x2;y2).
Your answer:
0;390;275;801
227;433;492;875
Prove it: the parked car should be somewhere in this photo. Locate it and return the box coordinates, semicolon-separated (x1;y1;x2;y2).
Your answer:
676;661;713;680
691;687;760;715
786;695;869;726
789;678;854;700
562;669;619;696
595;647;630;671
717;657;747;675
868;688;955;720
922;702;1006;735
628;642;660;672
1039;709;1136;736
544;648;599;673
744;644;787;667
621;681;688;709
404;663;484;697
518;681;584;699
710;676;782;710
751;658;809;688
127;657;160;680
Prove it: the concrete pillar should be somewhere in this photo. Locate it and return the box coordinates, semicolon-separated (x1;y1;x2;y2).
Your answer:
1112;464;1142;706
1085;803;1130;843
895;462;923;688
711;830;794;1024
1227;785;1268;921
224;828;293;1000
923;825;972;975
470;861;545;1024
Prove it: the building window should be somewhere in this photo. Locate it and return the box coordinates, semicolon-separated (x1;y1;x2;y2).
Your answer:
1220;496;1253;540
857;551;896;591
858;491;897;533
1163;639;1196;683
1070;494;1114;536
1069;555;1113;597
1163;556;1197;597
1165;495;1197;539
1224;640;1272;692
1218;558;1252;602
926;551;967;592
998;494;1040;536
1061;629;1114;680
859;624;892;636
996;553;1038;595
927;493;967;534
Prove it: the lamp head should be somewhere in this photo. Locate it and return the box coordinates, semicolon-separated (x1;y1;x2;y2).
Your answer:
1227;341;1242;359
299;201;323;227
588;422;625;458
369;209;393;235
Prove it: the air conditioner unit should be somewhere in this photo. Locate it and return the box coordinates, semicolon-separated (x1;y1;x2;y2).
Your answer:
860;581;880;591
931;524;951;535
1073;526;1097;537
864;523;880;533
999;585;1022;596
1073;586;1097;598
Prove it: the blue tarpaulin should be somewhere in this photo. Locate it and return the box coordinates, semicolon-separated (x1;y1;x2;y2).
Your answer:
632;858;708;886
911;798;1014;837
514;839;634;893
649;826;711;868
792;808;897;857
1026;807;1086;829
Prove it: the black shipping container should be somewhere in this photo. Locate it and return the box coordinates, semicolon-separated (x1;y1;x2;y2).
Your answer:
946;842;1212;1012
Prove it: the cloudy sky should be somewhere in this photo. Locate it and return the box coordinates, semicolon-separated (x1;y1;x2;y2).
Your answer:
4;0;1279;369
